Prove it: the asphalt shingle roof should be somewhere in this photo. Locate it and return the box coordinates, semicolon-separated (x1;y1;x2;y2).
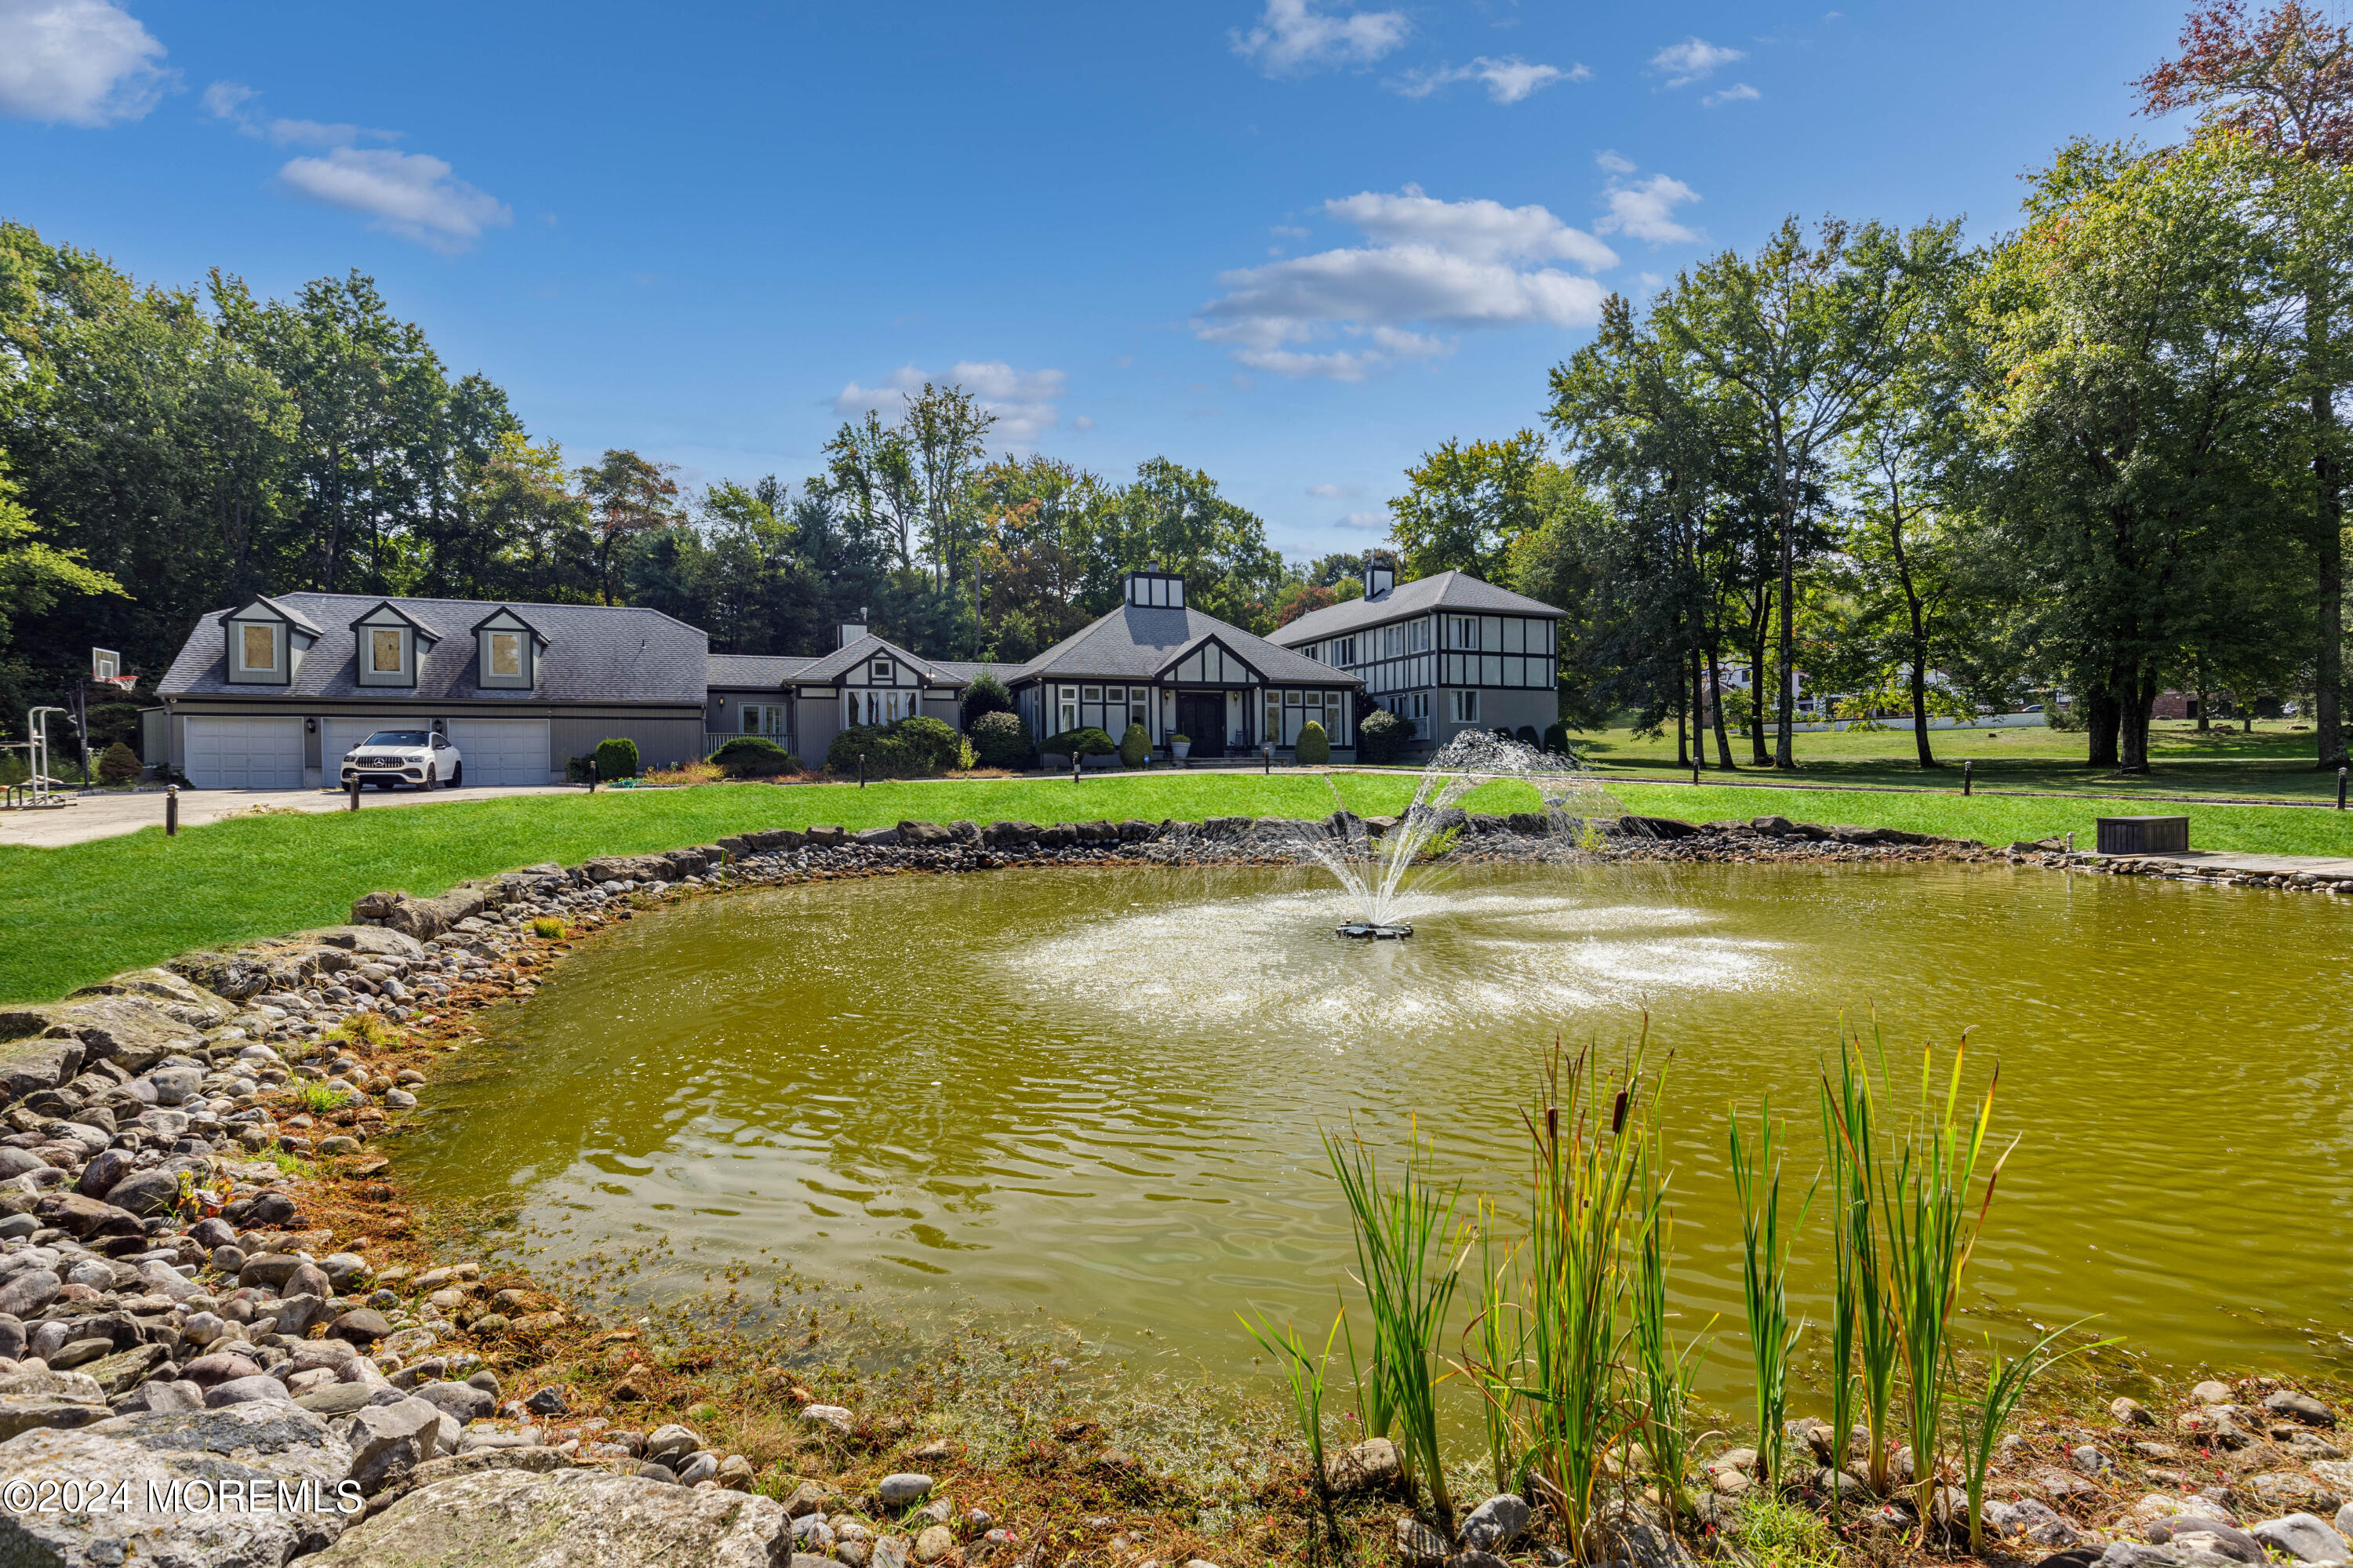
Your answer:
158;593;707;704
1013;604;1358;686
794;633;977;686
1265;569;1562;647
707;653;821;688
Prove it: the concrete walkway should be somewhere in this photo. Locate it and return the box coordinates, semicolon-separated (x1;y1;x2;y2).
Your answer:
2142;849;2353;877
0;783;584;849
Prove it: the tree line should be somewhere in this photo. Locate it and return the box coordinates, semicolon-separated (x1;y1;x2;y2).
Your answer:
1386;0;2353;774
0;228;1309;744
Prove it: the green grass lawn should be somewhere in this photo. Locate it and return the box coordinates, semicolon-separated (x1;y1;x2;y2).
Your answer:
5;769;2349;1006
1569;717;2350;801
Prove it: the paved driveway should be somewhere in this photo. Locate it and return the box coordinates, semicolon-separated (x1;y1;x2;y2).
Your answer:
0;783;584;849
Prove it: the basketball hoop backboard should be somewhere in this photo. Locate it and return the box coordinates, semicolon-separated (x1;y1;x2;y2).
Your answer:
91;648;119;682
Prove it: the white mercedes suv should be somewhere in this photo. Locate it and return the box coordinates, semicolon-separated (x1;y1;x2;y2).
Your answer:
340;729;463;791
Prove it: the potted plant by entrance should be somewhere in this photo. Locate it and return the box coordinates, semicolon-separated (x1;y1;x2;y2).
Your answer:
1170;732;1191;763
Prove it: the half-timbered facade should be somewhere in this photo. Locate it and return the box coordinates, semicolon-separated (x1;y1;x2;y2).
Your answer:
1006;569;1362;759
703;623;984;761
1267;562;1564;751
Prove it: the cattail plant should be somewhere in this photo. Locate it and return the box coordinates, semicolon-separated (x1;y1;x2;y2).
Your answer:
1956;1322;2112;1555
1326;1123;1466;1533
1727;1099;1809;1494
1880;1032;2013;1531
1242;1308;1345;1517
1463;1198;1528;1494
1820;1024;1902;1496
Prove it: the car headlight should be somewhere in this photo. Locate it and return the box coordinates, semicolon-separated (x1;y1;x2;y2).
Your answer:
342;753;356;762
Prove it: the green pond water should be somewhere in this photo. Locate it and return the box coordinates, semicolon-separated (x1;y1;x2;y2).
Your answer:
396;860;2353;1399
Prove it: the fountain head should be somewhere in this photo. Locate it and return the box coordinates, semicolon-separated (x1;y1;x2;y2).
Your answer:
1336;921;1413;940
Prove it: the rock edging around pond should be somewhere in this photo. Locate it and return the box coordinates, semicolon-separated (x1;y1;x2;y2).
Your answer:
0;809;2297;1567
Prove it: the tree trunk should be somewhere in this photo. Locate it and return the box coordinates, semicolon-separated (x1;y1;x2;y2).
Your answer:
2118;668;2158;773
1774;506;1797;768
2306;299;2344;762
1908;660;1934;769
2086;682;2122;768
1691;647;1706;769
2194;657;2209;735
1748;581;1771;764
1707;639;1737;769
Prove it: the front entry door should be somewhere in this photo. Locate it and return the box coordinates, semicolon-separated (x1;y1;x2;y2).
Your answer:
1176;693;1226;758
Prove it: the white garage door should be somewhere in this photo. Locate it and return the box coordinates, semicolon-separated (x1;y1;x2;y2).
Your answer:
184;717;305;791
444;719;551;786
321;719;424;780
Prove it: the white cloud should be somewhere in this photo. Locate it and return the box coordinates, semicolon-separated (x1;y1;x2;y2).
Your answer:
1337;511;1385;529
1194;186;1613;380
1071;415;1096;431
0;0;169;126
1704;82;1760;107
205;80;391;147
1271;224;1309;238
1231;0;1408;75
1306;482;1359;499
1596;173;1701;245
831;361;1070;444
1390;55;1584;104
1594;149;1635;175
277;147;511;253
1649;36;1744;88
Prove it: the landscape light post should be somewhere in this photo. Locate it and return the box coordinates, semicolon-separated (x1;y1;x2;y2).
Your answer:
347;778;359;812
2339;766;2346;810
587;759;597;793
1963;759;1973;796
859;754;867;788
1070;753;1079;785
165;785;177;838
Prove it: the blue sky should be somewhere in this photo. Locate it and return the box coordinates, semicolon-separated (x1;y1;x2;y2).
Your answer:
2;0;2189;563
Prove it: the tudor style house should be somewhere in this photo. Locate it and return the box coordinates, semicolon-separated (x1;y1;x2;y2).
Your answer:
1267;559;1564;752
703;620;985;763
1002;567;1362;759
154;593;709;788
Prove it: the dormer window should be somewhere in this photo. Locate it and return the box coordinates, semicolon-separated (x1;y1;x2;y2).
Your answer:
223;596;315;686
472;606;541;689
353;601;432;688
241;624;278;673
871;657;893;681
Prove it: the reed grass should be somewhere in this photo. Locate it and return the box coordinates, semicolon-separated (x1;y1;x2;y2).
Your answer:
1463;1199;1526;1495
1325;1123;1465;1531
1879;1032;2013;1529
1509;1042;1653;1562
1820;1024;1902;1496
1629;1133;1708;1535
1242;1308;1344;1510
1956;1322;2113;1555
1728;1099;1809;1493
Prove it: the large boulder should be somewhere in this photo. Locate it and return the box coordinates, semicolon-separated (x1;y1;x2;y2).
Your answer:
342;1395;449;1495
0;1399;356;1566
0;1034;85;1101
0;1366;109;1441
355;886;489;941
65;968;234;1028
307;1467;791;1567
302;926;428;961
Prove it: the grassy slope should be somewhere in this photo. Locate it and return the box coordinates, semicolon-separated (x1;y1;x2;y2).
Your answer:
5;769;2349;1004
1570;717;2349;800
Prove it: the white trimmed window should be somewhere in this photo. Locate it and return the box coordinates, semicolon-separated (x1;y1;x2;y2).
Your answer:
1450;689;1479;724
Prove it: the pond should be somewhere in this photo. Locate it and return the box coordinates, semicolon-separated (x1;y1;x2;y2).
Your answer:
395;860;2353;1399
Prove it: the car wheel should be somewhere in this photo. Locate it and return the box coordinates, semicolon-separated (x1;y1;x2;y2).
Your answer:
424;766;437;791
449;763;463;788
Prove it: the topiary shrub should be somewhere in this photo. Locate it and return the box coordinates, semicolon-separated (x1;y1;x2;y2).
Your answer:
960;671;1015;729
1542;721;1571;755
1118;722;1151;767
968;711;1031;769
1514;725;1540;746
96;740;142;784
708;736;800;777
594;737;640;780
1356;708;1410;764
1041;726;1116;758
1294;719;1329;766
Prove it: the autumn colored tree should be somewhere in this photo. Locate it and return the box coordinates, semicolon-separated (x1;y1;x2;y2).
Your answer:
576;449;684;605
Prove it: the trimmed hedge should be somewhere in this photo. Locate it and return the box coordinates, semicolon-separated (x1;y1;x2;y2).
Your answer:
1041;726;1117;758
1294;720;1329;766
825;716;963;777
594;737;640;780
968;711;1031;769
707;736;801;778
1356;708;1411;764
1118;722;1151;768
1542;721;1571;755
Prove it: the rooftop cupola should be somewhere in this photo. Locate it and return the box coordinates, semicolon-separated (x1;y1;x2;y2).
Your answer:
1362;553;1395;601
1124;566;1185;609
